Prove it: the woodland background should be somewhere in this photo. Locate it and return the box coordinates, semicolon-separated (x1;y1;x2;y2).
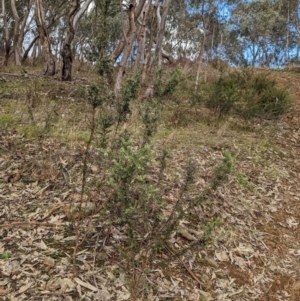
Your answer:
1;0;300;85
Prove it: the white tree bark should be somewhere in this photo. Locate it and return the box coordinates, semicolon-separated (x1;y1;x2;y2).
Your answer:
2;0;10;66
133;0;150;71
11;0;33;66
35;0;55;75
11;0;21;65
73;0;93;30
154;0;171;67
114;1;138;94
110;0;146;62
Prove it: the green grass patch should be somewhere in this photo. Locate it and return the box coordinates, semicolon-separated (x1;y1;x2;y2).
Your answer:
18;125;45;138
0;114;16;127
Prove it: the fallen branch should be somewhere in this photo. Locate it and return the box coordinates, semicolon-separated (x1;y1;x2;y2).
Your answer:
41;203;64;220
0;72;28;77
165;244;205;289
1;221;64;230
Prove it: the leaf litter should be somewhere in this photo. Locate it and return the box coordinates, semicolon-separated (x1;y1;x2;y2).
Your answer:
1;80;300;300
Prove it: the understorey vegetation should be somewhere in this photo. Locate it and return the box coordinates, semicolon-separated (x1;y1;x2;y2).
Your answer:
0;61;297;300
70;65;238;297
202;70;292;119
77;66;293;299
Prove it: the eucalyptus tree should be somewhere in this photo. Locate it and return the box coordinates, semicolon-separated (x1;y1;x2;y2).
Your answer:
73;4;118;64
35;0;55;75
11;0;34;65
61;0;92;81
1;0;10;66
154;0;171;67
22;0;66;64
110;0;146;63
94;0;120;61
114;0;141;93
72;12;96;62
277;0;300;65
230;0;285;67
133;0;151;72
139;0;174;86
186;0;217;88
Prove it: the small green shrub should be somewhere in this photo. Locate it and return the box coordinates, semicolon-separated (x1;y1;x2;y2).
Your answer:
43;106;59;134
97;56;114;82
206;76;240;118
162;67;183;97
210;57;229;73
154;67;183;99
242;85;292;119
211;150;234;190
237;173;252;188
97;112;115;148
72;69;238;296
157;149;168;180
1;252;11;260
251;73;275;94
87;78;114;108
138;102;160;145
154;67;193;126
154;68;164;97
117;72;140;122
204;69;292;119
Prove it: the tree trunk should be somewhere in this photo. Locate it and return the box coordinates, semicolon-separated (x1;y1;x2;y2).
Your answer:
141;0;158;86
61;0;80;81
154;0;171;67
61;0;91;81
161;48;175;64
35;0;55;75
73;0;92;30
209;25;215;62
23;36;39;64
110;0;146;62
133;0;150;72
140;0;173;85
195;32;206;90
62;44;73;81
284;3;290;66
114;2;137;94
11;0;21;65
195;3;209;91
11;0;33;66
32;42;37;64
2;0;10;66
22;9;61;64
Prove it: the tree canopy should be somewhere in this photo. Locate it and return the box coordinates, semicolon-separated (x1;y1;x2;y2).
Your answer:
1;0;299;81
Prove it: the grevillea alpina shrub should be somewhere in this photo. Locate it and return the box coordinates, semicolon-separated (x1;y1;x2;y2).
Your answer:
204;69;292;119
241;73;292;119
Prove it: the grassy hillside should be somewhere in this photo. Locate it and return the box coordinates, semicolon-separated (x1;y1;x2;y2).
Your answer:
1;65;300;301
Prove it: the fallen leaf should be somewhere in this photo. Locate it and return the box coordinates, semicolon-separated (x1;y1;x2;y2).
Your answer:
215;251;229;262
0;288;8;296
117;287;131;300
234;256;248;270
179;228;197;241
59;278;76;293
18;282;33;294
43;256;55;267
36;240;48;250
74;277;97;292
